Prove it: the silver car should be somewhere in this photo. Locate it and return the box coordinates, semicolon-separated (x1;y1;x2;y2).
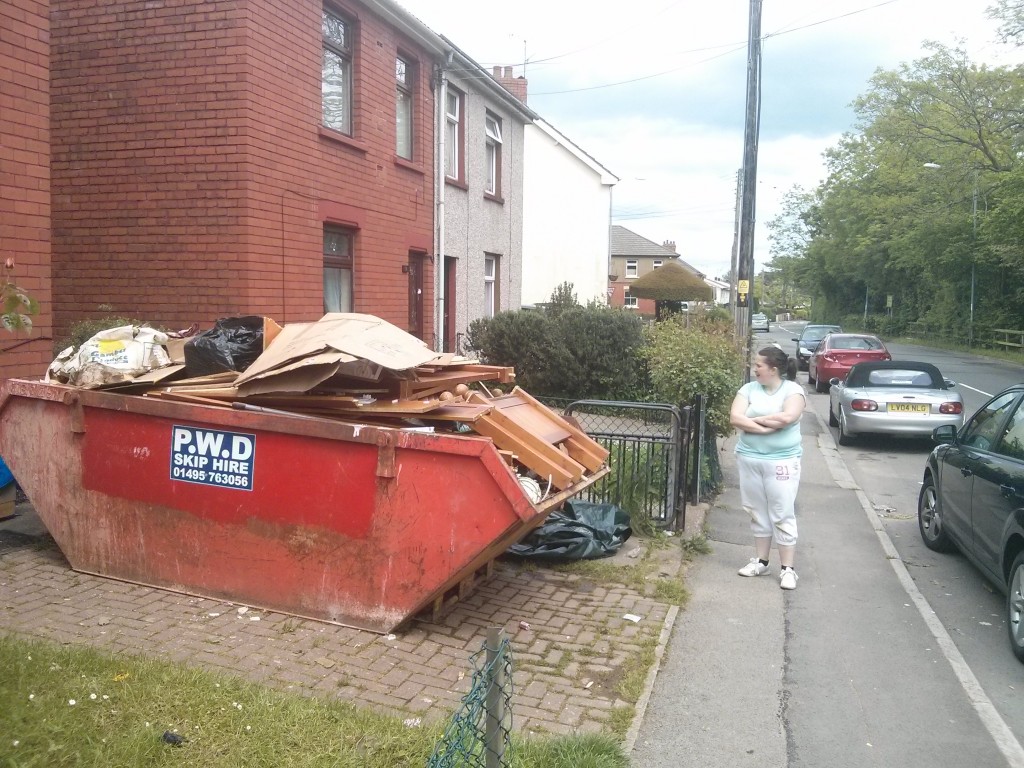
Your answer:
828;360;964;445
751;313;769;332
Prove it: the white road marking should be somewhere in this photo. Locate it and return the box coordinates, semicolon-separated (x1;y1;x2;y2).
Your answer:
814;417;1024;768
958;383;992;397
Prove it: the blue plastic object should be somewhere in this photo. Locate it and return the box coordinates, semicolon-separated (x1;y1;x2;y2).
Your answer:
0;456;13;489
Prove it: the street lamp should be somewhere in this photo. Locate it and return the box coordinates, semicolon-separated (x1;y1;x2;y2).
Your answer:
923;163;978;346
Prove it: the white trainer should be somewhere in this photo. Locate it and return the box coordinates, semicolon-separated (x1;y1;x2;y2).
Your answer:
780;569;799;590
738;558;770;577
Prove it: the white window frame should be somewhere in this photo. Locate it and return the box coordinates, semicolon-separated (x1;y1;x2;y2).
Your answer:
396;55;413;159
484;254;498;317
322;10;353;135
625;259;638;278
485;113;502;196
653;260;663;269
624;295;638;309
445;89;462;180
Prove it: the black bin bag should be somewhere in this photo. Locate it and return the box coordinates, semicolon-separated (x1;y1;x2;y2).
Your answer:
507;500;632;561
184;316;266;377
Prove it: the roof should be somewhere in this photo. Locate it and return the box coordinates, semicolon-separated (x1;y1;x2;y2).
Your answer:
610;226;703;276
532;119;618;185
367;1;538;122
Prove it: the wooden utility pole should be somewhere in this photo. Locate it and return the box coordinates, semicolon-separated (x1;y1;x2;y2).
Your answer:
736;0;763;374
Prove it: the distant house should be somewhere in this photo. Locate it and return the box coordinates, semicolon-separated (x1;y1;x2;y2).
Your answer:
490;69;618;310
705;277;732;306
608;226;705;315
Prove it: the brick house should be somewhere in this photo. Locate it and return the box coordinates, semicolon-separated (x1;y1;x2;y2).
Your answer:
0;0;53;380
608;225;705;316
44;0;458;346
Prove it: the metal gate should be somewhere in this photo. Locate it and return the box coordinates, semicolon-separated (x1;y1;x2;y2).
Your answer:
564;400;692;531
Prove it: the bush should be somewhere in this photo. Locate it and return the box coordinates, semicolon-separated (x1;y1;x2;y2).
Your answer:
465;306;647;400
642;316;745;437
464;311;570;394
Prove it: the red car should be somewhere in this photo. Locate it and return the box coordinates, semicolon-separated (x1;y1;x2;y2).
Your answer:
808;333;891;392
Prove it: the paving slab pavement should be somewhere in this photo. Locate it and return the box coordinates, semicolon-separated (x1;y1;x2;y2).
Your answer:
0;495;681;739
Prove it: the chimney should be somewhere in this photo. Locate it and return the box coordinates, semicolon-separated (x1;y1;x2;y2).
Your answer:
663;240;676;252
491;64;528;104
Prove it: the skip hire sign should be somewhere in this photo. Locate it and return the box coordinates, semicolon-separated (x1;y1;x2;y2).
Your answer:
170;425;255;490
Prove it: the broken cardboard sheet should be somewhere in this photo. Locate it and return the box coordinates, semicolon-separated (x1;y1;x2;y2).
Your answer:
234;313;440;397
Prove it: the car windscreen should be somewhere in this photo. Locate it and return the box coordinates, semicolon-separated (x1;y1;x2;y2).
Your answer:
802;330;830;342
855;369;941;388
831;337;884;350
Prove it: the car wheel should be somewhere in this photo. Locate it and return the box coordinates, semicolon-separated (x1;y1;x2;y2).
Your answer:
815;376;829;394
917;474;955;553
828;403;838;427
838;410;855;446
808;367;816;386
1007;552;1024;663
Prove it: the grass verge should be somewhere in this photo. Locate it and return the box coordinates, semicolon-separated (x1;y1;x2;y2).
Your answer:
0;634;628;767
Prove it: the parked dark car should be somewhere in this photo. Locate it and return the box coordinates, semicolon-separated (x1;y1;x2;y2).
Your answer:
918;384;1024;663
792;324;842;370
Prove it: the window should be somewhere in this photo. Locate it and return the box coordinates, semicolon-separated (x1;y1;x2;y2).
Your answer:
624;295;638;309
653;260;663;269
484;254;500;318
625;259;638;278
322;10;353;135
485;113;502;196
324;227;354;313
445;88;463;180
396;55;413;159
997;401;1024;461
961;392;1018;452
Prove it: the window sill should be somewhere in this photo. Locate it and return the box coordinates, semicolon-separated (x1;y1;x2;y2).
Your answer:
318;126;369;153
445;177;468;191
394;156;425;176
625;275;638;279
484;192;504;204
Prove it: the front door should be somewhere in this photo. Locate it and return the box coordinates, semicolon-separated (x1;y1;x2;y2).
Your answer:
407;252;424;340
444;256;457;352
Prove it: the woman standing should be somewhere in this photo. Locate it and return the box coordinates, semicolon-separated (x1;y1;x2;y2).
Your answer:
729;345;806;590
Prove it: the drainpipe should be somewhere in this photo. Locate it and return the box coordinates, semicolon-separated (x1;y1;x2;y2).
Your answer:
434;52;453;353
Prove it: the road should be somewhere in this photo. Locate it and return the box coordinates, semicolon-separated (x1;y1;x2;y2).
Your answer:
763;321;1024;745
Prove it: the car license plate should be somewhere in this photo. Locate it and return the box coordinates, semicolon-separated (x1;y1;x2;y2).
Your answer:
888;403;928;413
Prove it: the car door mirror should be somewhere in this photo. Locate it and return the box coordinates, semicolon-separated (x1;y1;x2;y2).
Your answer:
829;378;841;386
944;378;956;388
931;424;957;444
791;337;799;342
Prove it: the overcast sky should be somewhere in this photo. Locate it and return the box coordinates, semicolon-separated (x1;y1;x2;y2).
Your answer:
396;0;1016;279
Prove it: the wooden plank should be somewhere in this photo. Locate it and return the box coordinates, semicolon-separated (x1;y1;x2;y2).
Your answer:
417;403;494;423
509;386;610;463
562;435;607;473
483;407;585;482
471;417;577;489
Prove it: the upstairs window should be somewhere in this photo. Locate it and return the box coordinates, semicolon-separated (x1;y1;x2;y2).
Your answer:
485;113;502;196
396;55;413;159
653;260;663;269
445;88;464;181
322;10;353;135
625;259;638;278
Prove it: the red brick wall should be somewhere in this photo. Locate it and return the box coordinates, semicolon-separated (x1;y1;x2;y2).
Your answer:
0;0;53;383
50;0;434;341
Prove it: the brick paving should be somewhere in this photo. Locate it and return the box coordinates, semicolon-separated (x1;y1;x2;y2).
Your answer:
0;504;680;737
